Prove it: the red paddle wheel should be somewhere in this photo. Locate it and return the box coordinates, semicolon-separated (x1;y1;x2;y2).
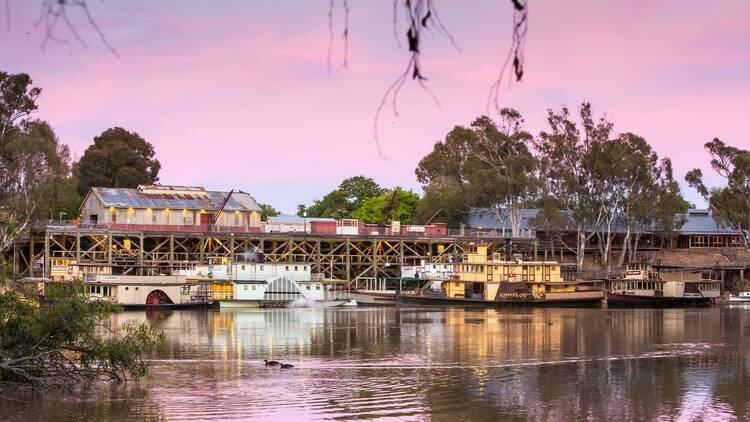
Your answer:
146;290;172;306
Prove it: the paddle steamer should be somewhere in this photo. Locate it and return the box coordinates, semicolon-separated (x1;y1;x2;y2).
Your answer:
396;244;604;307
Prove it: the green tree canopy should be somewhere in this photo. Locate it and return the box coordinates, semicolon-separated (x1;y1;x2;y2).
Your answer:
76;127;161;195
352;188;420;224
258;203;280;221
299;176;385;219
686;138;750;248
415;109;538;231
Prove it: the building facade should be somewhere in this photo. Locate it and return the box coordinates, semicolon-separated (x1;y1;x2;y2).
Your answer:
79;185;262;231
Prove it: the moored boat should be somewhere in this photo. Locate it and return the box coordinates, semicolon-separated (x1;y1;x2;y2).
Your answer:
606;263;720;307
728;292;750;303
396;243;604;307
84;274;211;307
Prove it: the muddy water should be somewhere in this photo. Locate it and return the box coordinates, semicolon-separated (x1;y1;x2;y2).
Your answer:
4;306;750;421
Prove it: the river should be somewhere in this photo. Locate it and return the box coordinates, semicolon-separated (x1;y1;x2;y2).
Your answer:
4;305;750;421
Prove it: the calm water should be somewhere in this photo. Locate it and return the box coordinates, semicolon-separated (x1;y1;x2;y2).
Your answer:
5;305;750;421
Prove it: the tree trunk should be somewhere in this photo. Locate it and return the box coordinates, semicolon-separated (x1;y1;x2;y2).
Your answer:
576;228;586;272
630;232;642;262
618;226;631;267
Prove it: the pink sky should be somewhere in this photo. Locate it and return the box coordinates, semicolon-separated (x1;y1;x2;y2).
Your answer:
3;1;749;212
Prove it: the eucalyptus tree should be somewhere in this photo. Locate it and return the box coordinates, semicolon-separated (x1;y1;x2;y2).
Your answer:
535;102;613;271
686;139;750;249
613;135;686;266
416;109;539;235
0;72;75;253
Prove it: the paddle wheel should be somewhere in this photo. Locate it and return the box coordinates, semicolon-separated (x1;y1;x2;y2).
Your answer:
146;290;173;305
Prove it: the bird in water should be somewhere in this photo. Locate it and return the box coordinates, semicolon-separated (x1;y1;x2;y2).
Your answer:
264;359;280;366
280;363;294;369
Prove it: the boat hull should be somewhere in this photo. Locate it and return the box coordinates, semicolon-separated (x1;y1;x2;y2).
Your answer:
350;290;396;306
396;293;603;308
606;292;713;307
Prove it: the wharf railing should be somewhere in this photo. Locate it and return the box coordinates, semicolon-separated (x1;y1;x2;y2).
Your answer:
40;220;537;240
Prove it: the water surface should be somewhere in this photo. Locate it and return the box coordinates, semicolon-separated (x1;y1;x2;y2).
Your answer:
5;305;750;421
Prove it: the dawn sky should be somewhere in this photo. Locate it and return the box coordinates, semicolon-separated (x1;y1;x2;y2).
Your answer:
3;1;749;212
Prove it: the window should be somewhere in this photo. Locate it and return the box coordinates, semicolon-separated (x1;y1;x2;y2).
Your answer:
242;265;246;270
243;285;248;290
306;285;311;290
252;285;256;290
316;285;321;290
260;265;264;271
125;287;129;291
295;266;298;271
285;266;289;271
135;287;139;291
303;266;307;271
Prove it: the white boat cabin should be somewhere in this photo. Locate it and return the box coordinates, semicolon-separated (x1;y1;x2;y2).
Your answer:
176;261;312;282
611;263;720;299
85;275;209;306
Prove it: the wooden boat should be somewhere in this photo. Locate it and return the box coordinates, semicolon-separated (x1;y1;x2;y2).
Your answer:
84;275;211;307
396;243;604;307
606;263;720;307
350;289;397;306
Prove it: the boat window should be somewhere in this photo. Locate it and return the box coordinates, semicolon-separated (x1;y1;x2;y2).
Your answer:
135;287;139;291
252;285;256;290
242;265;246;270
243;285;248;290
303;266;307;271
306;285;311;290
295;266;298;271
260;265;264;271
316;285;321;290
285;266;289;271
125;287;129;290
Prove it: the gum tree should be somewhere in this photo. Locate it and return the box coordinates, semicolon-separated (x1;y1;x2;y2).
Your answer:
686;139;750;249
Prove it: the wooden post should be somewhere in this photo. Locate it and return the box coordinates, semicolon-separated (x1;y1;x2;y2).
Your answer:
139;233;144;275
107;231;112;266
28;235;34;276
168;235;175;265
44;231;51;279
75;231;81;262
345;239;351;283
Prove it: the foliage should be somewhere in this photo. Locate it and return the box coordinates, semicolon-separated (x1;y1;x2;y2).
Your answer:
686;139;750;248
299;176;385;219
0;72;41;143
0;279;164;397
416;110;538;232
535;102;616;270
1;119;73;252
352;188;420;224
258;203;280;221
76;127;161;195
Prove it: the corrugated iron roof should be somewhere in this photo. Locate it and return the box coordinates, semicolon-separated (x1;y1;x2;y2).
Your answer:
466;208;738;235
89;187;261;212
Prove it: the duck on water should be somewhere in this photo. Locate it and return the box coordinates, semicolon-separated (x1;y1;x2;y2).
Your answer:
264;359;294;368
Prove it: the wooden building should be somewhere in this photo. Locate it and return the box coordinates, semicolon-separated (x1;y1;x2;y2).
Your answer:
79;185;262;232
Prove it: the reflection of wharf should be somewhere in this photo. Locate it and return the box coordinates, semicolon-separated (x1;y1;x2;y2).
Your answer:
13;224;540;284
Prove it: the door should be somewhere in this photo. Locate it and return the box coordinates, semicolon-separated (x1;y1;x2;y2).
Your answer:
200;213;211;226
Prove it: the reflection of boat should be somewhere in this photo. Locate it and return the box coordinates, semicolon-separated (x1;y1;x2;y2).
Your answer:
606;263;720;307
729;292;750;303
397;244;604;307
84;275;211;307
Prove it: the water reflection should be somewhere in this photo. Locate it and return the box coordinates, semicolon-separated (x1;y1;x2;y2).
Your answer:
4;306;750;421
